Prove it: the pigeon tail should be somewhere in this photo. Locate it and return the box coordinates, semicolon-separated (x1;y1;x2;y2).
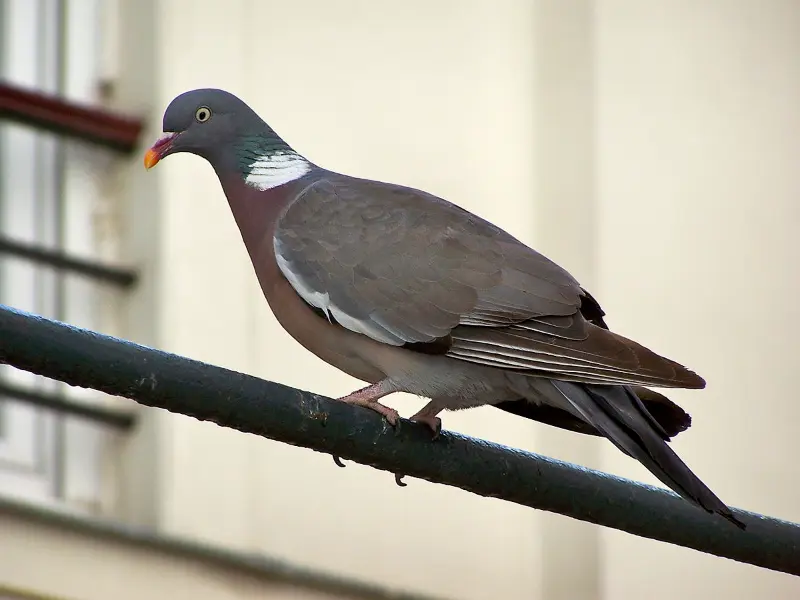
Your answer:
550;380;745;529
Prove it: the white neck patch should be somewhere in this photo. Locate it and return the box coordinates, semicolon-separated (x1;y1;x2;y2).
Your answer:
244;152;311;191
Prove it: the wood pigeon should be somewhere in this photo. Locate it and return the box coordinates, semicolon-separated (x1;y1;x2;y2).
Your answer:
145;88;743;528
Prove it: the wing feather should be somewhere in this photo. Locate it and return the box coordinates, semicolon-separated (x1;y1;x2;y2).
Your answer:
274;174;581;343
274;173;704;389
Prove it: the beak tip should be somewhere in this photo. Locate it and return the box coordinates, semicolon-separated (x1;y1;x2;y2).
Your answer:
143;149;160;170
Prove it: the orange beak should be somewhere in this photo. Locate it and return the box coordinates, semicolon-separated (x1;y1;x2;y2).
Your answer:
143;132;178;169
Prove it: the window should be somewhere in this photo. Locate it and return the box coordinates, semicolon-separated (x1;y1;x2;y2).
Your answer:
0;0;134;512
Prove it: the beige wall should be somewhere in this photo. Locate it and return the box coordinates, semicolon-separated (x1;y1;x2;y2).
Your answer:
595;1;800;598
0;501;357;600
104;1;800;599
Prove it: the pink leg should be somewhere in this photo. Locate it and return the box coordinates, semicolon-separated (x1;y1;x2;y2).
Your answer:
410;401;443;437
336;380;400;426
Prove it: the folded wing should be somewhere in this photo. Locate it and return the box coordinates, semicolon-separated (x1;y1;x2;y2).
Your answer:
274;174;704;389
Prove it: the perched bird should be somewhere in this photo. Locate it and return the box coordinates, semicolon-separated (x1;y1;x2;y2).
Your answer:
145;88;743;528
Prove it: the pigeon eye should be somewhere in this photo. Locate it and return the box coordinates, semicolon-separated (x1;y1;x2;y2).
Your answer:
195;106;212;123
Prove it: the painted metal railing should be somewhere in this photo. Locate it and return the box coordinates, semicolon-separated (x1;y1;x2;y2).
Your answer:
0;303;798;577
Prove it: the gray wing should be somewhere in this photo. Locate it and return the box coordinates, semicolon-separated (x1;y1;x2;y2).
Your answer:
274;175;704;388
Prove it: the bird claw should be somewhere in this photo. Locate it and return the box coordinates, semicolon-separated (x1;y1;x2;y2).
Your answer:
332;455;346;468
381;408;400;427
411;415;442;439
395;473;407;487
334;386;400;427
429;418;442;440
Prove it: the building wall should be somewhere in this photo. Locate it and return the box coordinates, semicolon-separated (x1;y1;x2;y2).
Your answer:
0;499;362;600
103;1;800;599
594;1;800;598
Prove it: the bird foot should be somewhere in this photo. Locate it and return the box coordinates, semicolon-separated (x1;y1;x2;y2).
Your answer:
336;383;400;426
410;413;442;439
340;399;398;426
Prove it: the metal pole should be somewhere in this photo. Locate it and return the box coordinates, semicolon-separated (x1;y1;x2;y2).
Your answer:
0;304;798;576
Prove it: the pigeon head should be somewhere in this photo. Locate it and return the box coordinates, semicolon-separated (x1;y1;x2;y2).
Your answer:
144;89;260;167
144;88;310;190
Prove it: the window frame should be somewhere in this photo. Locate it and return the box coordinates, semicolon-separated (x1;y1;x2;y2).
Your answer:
0;0;142;513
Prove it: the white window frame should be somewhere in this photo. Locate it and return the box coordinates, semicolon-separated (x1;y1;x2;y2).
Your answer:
0;0;119;512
